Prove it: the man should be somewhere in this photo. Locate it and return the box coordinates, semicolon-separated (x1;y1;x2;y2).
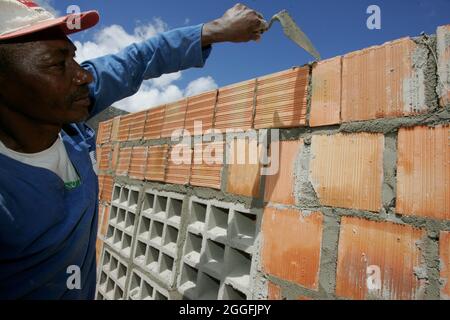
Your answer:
0;0;267;300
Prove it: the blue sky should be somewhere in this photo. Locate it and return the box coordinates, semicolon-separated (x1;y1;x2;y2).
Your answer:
44;0;450;111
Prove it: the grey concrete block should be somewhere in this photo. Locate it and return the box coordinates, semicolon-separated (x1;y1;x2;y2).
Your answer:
131;188;185;288
96;248;130;300
127;268;170;300
177;197;258;300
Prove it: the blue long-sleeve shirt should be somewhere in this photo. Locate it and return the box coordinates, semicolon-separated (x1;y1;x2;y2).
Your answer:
0;24;211;300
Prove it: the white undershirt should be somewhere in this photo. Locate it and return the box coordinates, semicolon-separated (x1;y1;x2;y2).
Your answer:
0;134;81;189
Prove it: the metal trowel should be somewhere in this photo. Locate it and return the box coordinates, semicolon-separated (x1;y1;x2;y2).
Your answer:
263;10;321;61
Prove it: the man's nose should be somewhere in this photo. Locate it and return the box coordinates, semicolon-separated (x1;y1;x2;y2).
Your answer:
72;67;93;86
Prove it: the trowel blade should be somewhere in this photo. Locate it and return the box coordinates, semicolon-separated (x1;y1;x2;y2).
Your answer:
269;10;321;61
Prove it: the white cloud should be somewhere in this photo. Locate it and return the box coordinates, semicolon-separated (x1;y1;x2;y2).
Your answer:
114;81;184;113
73;19;217;113
185;76;218;97
74;19;167;62
151;72;182;89
35;0;59;16
184;18;191;25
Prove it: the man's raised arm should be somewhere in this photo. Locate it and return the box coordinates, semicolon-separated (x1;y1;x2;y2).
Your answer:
82;3;266;118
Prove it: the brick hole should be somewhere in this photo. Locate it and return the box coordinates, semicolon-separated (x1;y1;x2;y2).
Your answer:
142;192;155;214
125;212;136;233
134;240;147;265
163;225;179;253
222;284;247;300
203;239;225;276
129;273;141;300
138;216;151;240
99;271;107;291
167;198;183;225
117;263;127;286
189;201;207;232
154;195;168;219
102;250;111;272
146;246;159;272
160;253;174;279
114;286;124;300
109;257;118;273
117;208;126;228
180;263;199;299
113;229;123;247
109;206;118;225
154;291;168;300
120;188;129;205
184;232;203;265
197;273;220;300
106;225;114;242
106;278;115;296
128;190;139;210
121;233;132;256
230;211;256;249
226;248;251;289
207;206;229;242
150;221;164;246
141;281;154;300
112;185;121;203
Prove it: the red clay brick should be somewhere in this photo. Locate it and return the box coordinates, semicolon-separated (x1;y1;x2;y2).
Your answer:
190;141;224;190
185;90;217;136
268;282;282;300
100;205;110;239
227;137;262;198
336;217;426;300
129;146;148;180
118;113;133;142
309;133;384;212
101;175;114;203
111;144;119;171
437;25;450;107
116;147;132;176
441;231;450;299
255;67;309;129
165;144;192;185
144;106;165;140
96;238;103;263
128;111;147;141
310;57;342;127
98;144;112;171
97;119;113;145
97;203;105;235
264;139;303;205
262;207;323;290
145;145;169;182
342;38;428;122
215;79;255;131
161;99;187;138
97;175;104;201
110;116;121;142
396;125;450;220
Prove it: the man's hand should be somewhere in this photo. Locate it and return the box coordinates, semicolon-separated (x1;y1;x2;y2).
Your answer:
202;3;267;47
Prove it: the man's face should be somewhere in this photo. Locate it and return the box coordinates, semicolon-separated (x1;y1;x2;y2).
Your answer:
0;29;94;125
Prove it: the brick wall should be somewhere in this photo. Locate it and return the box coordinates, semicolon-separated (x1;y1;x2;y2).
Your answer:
94;25;450;300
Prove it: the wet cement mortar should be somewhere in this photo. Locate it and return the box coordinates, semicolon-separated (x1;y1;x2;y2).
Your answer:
99;34;450;300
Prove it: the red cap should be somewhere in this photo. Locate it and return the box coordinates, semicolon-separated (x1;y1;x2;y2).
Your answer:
0;0;100;40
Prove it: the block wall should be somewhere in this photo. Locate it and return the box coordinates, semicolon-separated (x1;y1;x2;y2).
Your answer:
95;26;450;300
